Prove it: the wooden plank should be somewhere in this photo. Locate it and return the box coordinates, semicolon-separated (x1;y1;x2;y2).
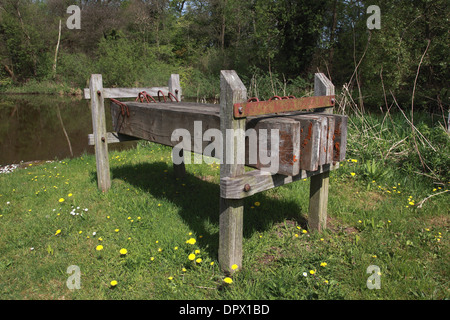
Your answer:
296;116;321;171
168;74;185;178
84;87;169;100
325;116;336;164
220;164;339;199
245;116;300;176
332;114;348;162
219;70;247;274
88;132;141;146
110;101;305;176
308;73;335;232
290;113;336;166
89;74;111;192
168;74;182;101
110;101;221;151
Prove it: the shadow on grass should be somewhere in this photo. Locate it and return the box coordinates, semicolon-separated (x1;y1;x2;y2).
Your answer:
95;162;307;258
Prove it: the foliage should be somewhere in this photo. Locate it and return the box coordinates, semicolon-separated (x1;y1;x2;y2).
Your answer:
0;0;447;114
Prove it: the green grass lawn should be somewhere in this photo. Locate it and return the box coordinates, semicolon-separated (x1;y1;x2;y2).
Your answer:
0;142;448;300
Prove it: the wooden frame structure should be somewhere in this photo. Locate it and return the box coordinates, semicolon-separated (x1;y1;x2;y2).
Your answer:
85;74;183;191
85;71;346;273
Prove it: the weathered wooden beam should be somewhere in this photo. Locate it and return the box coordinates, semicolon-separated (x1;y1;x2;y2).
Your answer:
245;116;300;176
88;132;141;146
84;87;169;100
168;74;185;178
220;164;339;199
332;114;348;162
219;70;246;273
308;73;335;232
89;74;111;192
111;101;221;150
168;74;182;101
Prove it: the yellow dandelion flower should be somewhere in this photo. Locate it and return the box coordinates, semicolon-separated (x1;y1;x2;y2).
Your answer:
110;280;118;287
195;249;200;254
96;245;103;251
223;277;233;284
196;258;202;263
119;248;127;255
309;270;316;275
231;264;238;270
55;229;61;235
182;268;187;272
210;262;214;266
302;229;308;234
115;228;119;232
320;262;327;267
350;172;356;177
186;238;196;245
188;253;196;261
58;198;65;203
68;193;73;197
168;276;173;280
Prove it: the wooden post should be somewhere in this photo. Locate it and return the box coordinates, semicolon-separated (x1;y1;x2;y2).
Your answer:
89;74;111;192
219;70;247;273
168;74;186;178
168;74;182;101
308;73;334;231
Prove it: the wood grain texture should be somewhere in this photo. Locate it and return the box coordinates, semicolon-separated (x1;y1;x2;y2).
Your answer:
89;74;111;192
220;163;339;199
84;87;169;100
308;73;335;232
167;74;185;178
218;70;247;273
88;132;140;145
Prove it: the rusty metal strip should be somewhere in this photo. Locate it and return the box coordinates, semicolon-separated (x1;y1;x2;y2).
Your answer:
234;95;335;118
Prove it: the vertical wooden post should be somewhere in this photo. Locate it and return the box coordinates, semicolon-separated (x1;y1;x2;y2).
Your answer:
168;74;186;178
219;70;247;273
168;74;182;101
89;74;111;192
308;73;334;231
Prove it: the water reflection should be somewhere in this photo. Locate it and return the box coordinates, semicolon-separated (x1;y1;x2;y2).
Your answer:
0;94;137;166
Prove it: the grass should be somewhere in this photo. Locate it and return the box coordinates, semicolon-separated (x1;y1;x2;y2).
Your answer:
0;138;448;300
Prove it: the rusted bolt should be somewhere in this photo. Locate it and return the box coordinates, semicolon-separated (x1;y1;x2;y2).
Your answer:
97;90;102;96
238;106;244;114
101;137;106;142
243;184;251;192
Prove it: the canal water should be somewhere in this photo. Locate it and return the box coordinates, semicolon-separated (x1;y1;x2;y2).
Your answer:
0;94;138;166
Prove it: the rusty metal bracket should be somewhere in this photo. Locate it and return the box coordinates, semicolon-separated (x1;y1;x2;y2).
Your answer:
233;95;335;118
